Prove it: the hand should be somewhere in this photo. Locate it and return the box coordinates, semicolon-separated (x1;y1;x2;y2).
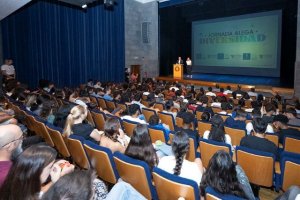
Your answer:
50;160;75;183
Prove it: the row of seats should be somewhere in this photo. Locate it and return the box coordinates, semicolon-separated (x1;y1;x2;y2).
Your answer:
7;97;300;198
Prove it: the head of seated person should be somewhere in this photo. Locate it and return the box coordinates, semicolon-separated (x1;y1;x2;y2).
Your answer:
265;103;276;116
252;117;267;135
133;92;142;102
172;131;190;175
208;115;226;143
200;150;247;198
104;118;121;142
273;114;289;130
128;104;140;117
234;109;247;121
207;87;213;92
238;98;245;107
221;102;230;112
125;124;158;170
251;108;262;120
182;112;195;129
201;112;211;122
165;100;174;112
149;114;160;126
63;105;87;138
42;170;95;200
200;96;208;106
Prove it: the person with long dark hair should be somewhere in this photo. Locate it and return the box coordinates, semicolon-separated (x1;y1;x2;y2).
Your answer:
125;124;158;170
158;131;204;185
99;118;128;153
0;144;74;199
200;150;255;199
203;115;232;147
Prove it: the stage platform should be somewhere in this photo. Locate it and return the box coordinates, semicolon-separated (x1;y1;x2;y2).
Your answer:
156;73;294;97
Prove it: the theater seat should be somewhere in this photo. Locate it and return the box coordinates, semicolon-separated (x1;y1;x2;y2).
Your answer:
152;167;200;200
113;152;157;200
67;135;90;169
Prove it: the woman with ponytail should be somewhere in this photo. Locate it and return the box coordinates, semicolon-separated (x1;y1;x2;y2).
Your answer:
157;131;204;185
203;115;232;147
63;105;102;144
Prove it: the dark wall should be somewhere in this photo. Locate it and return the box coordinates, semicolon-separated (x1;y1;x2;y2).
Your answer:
159;0;297;87
1;0;125;87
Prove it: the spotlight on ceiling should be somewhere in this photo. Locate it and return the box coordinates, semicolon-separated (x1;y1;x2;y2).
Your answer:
82;4;87;8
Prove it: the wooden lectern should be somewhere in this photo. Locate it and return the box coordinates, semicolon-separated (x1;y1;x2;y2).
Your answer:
173;64;183;79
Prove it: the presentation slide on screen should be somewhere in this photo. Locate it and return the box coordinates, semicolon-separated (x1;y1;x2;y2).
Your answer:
192;10;282;77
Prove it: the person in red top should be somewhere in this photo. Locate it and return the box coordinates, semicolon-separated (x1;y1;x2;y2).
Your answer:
0;124;23;186
216;88;226;97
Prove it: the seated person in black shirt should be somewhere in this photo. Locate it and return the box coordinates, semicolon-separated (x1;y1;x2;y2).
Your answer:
273;114;300;144
175;112;199;149
63;105;103;144
241;118;279;160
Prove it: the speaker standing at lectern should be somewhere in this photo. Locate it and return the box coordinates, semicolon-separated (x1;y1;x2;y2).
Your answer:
177;56;184;65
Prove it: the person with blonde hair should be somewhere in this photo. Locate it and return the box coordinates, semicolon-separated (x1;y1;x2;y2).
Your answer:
63;105;102;144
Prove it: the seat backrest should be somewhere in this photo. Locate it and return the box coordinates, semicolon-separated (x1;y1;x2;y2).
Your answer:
106;100;116;111
86;109;95;127
67;135;90;169
219;114;229;122
152;167;199;200
141;100;149;107
169;133;196;162
116;103;127;111
199;139;231;168
142;108;156;123
154;103;164;112
148;127;166;143
84;141;119;184
34;119;54;147
113;152;157;200
158;112;175;131
236;146;274;187
122;119;138;137
91;110;106;131
224;127;246;146
197;121;212;138
212;107;221;113
280;152;300;191
89;96;98;106
47;126;70;158
196;111;203;120
205;186;244;200
265;133;279;147
284;136;300;154
97;98;107;109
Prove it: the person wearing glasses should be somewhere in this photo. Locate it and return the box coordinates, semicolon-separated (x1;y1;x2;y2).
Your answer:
0;124;23;186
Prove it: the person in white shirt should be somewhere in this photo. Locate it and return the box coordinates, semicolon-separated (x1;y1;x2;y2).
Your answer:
1;59;15;79
121;104;147;124
223;86;232;95
246;108;273;135
247;88;258;98
186;57;192;76
158;131;204;185
205;87;216;97
203;115;232;148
